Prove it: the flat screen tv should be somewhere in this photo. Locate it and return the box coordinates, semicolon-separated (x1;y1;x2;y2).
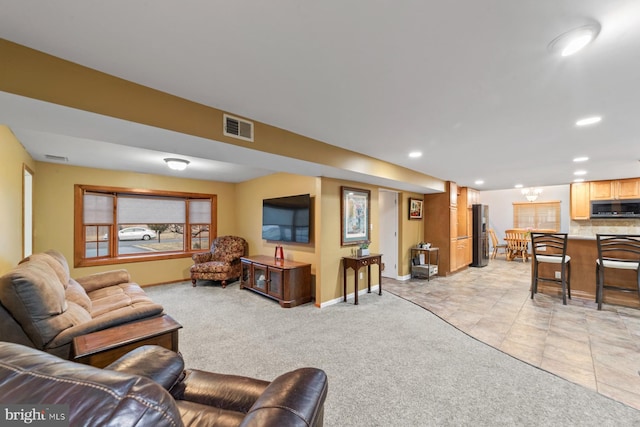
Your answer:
262;194;311;243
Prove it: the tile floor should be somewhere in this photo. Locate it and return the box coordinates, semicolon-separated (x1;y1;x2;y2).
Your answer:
383;257;640;411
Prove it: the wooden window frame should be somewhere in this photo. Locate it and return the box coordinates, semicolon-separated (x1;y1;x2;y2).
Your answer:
74;184;217;268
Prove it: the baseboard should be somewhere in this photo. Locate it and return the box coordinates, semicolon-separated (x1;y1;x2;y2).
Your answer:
320;285;380;308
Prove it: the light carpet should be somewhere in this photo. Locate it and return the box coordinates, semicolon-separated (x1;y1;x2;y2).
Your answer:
145;281;640;426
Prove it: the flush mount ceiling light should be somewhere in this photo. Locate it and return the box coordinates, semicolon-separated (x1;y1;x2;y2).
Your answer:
548;23;600;57
164;158;190;171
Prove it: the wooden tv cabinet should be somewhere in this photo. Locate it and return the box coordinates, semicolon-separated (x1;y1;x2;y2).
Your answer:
240;255;312;308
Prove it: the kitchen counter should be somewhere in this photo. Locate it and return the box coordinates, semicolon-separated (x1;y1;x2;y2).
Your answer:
536;235;639;308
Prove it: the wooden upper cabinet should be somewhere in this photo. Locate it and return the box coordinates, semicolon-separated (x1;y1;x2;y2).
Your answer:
590;181;614;200
570;182;590;220
617;178;640;199
590;178;640;200
449;182;458;206
467;189;479;206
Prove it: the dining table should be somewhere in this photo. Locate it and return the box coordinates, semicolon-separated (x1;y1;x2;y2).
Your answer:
503;229;556;262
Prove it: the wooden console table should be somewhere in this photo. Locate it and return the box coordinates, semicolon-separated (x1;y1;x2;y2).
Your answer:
240;255;312;307
342;254;382;305
73;314;182;368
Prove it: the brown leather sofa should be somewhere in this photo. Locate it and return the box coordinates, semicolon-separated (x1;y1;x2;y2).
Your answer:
0;342;328;427
191;235;248;287
0;250;164;359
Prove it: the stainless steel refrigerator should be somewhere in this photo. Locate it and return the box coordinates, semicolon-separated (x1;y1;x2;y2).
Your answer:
471;204;490;267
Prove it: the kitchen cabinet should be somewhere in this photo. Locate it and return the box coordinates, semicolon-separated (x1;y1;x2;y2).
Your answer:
424;181;475;276
450;182;458;206
590;178;640;200
570;182;590;220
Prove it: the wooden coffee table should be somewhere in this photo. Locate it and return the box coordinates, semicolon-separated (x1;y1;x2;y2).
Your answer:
73;314;182;368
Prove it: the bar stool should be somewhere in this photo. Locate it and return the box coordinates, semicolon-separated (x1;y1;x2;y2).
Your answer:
595;234;640;310
531;232;571;305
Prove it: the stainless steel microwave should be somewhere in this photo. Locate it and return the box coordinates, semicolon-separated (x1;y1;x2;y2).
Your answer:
590;199;640;218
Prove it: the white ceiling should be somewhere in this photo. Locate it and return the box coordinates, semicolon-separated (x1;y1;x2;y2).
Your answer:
1;1;639;192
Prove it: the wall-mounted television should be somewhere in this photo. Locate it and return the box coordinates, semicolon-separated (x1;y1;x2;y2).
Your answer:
262;194;311;243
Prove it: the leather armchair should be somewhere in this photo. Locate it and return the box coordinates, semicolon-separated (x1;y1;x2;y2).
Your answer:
0;342;328;427
191;236;248;288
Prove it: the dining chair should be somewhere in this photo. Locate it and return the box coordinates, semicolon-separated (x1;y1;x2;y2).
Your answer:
530;232;571;305
504;229;530;262
595;234;640;310
488;229;507;259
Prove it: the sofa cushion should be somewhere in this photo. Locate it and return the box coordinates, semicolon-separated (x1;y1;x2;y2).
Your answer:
0;259;69;348
19;252;69;288
65;278;92;312
45;249;72;281
89;282;159;318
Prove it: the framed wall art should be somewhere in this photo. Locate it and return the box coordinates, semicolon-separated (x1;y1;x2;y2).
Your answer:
409;198;423;220
340;186;370;246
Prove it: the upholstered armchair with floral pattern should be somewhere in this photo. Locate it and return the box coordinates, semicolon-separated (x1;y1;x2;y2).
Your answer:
190;235;248;288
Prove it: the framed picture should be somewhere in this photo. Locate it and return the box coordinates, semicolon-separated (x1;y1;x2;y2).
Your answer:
409;198;423;220
341;186;370;246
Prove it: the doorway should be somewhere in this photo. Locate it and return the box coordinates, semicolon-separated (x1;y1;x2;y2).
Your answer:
379;190;398;279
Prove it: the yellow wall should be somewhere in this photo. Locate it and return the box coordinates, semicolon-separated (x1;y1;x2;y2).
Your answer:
1;143;427;304
33;162;237;284
399;192;425;277
0;126;36;272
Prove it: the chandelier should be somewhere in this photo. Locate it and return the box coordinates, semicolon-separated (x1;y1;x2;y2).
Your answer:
521;187;543;202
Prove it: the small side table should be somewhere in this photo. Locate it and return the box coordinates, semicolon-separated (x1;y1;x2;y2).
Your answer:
410;247;439;281
342;254;382;305
73;314;182;368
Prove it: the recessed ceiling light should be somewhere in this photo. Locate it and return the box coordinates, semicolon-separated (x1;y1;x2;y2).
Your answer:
548;24;600;57
574;170;587;176
573;178;585;183
514;184;524;189
408;151;422;158
474;180;484;185
576;116;602;126
573;156;589;162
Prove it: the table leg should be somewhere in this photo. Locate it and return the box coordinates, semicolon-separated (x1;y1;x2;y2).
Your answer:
378;260;382;295
343;266;347;302
367;264;372;293
354;268;359;305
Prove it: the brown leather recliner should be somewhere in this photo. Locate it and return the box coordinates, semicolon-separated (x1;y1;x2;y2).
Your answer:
190;235;248;288
0;342;328;427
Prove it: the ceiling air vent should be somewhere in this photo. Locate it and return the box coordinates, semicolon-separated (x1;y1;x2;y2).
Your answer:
44;154;69;162
223;114;254;142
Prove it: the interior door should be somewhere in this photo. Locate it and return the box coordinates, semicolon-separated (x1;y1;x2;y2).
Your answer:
379;190;398;279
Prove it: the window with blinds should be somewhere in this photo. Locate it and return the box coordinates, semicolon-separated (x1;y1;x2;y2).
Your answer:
75;185;216;266
513;201;561;231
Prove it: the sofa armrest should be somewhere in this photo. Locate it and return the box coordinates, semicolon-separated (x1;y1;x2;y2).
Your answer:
171;369;270;414
75;270;131;292
241;368;328;427
105;345;185;390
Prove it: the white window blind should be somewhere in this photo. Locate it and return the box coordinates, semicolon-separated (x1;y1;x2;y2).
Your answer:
513;201;561;231
189;199;211;223
118;196;185;223
83;193;114;224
